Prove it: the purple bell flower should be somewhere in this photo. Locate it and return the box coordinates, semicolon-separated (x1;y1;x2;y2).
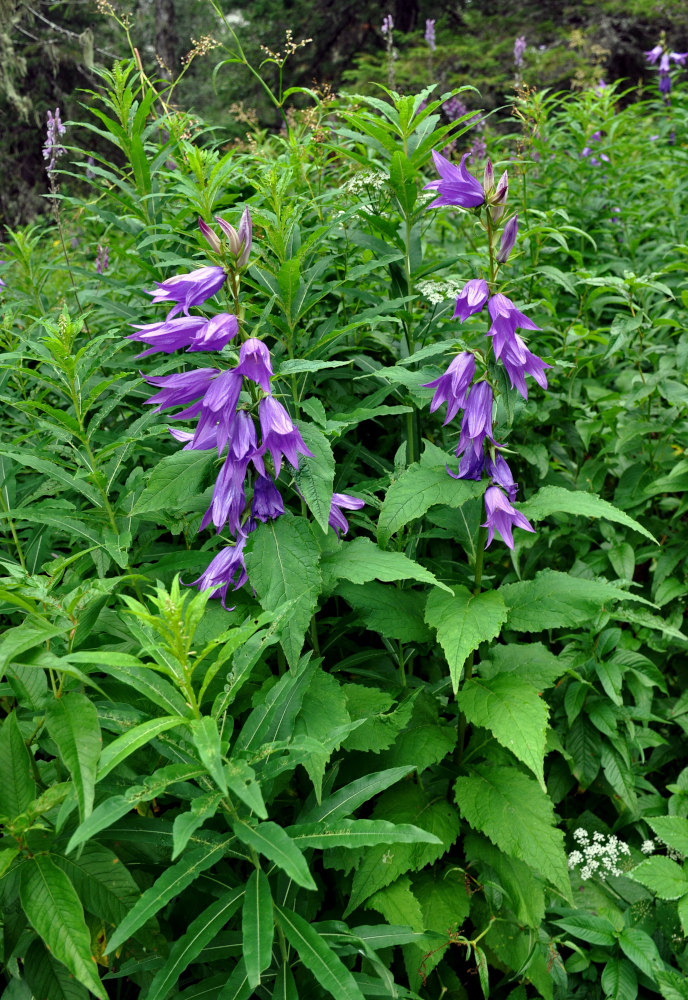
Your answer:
215;208;252;269
500;333;551;400
486;453;518;502
447;448;485;482
175;369;243;452
43;108;67;172
645;44;663;64
456;381;495;461
193;537;249;607
198;217;221;253
482;485;535;549
423;352;476;425
452;279;489;322
497;215;518;264
424;150;485;209
487;293;540;359
234;338;273;393
329;493;364;537
143;368;220;413
258;396;314;475
425;18;436;51
169;423;217;451
200;455;248;534
189;314;239;352
129;315;209;356
222;409;264;474
252;475;285;522
146;265;226;317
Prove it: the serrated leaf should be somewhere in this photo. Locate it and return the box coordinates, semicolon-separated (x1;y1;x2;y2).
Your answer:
324;536;451;592
366;875;423;930
655;967;688;1000
378;463;483;546
20;855;107;998
233;820;316;890
425;587;508;692
478;642;565;690
292;423;335;532
519;486;657;542
464;834;545;928
45;693;101;825
457;674;549;787
628;856;688;900
242;870;274;988
342;685;415;754
648;816;688;856
132;450;216;515
245;514;322;667
0;710;36;820
454;765;570;897
287;818;442;849
275;905;366;1000
336;582;431;643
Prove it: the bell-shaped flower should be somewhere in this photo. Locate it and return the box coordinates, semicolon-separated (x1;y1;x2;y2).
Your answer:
146;265;226;317
192;536;249;606
222;409;264;474
129;315;209;356
172;369;242;452
143;368;219;413
448;448;484;481
198;217;221;253
216;208;253;268
456;381;495;460
252;475;285;522
259;396;314;475
234;338;273;392
452;280;489;322
645;44;662;64
486;453;518;502
423;352;476;425
497;215;518;264
424;150;485;209
189;314;238;352
500;333;551;399
482;485;534;549
329;493;364;537
200;455;247;535
487;293;540;359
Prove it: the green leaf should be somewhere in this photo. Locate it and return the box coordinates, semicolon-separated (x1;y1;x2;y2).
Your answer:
341;685;415;754
373;691;456;773
617;926;662;978
406;870;471;979
190;716;228;795
232;820;316;890
292;423;335;533
97;716;187;781
224;758;267;818
51;844;140;929
132;449;216;515
23;938;90;1000
502;569;651;632
245;514;322;667
45;693;101;824
648;816;688;857
172;791;223;859
601;957;637;1000
628;856;688;899
454;765;570;898
0;710;36;819
298;766;416;824
92;656;190;717
323;536;452;592
105;837;233;954
520;486;657;543
287;818;442;850
554;913;618;946
655;968;688;1000
336;582;431;642
365;875;423;930
457;674;549;788
0;620;65;678
425;587;508;692
217;958;253;1000
478;642;565;690
464;834;545;927
143;887;244;1000
242;870;274;988
276;359;351;375
378;462;483;547
19;855;107;999
678;894;688;937
271;963;299;1000
275;905;366;1000
236;653;316;752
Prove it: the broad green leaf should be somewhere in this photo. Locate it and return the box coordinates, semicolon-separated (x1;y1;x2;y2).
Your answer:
105;837;233;954
190;716;228;795
22;938;90;1000
425;587;508;692
654;968;688;1000
519;485;657;543
242;870;274;988
132;450;216;515
378;462;483;546
19;855;107;999
0;710;36;820
341;685;415;754
275;905;366;1000
45;693;101;825
172;791;223;859
143;887;244;1000
502;570;651;632
97;716;187;781
478;642;566;690
464;834;545;928
336;582;431;643
292;423;335;533
554;913;618;946
678;894;688;937
276;359;351;375
298;766;415;824
372;691;456;773
245;514;322;667
628;856;688;899
52;844;140;929
457;674;549;788
404;870;471;981
0;620;65;678
618;926;662;978
286;818;442;850
454;765;570;898
648;816;688;857
323;536;452;593
601;957;637;1000
232;820;316;890
294;668;352;798
365;875;423;931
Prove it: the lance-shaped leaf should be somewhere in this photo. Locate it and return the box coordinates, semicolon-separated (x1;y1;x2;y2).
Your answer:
190;716;228;795
0;710;36;820
275;905;366;1000
45;692;101;824
232;820;316;891
242;869;274;988
286;818;442;850
519;485;657;543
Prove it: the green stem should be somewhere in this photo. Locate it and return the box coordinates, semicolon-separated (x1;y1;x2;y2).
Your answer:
0;487;26;571
457;524;488;763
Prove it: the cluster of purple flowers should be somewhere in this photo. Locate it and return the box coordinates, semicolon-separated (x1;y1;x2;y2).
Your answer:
95;244;109;274
132;212;362;605
581;129;609;166
441;96;486;163
43;108;67;173
425;19;436;51
645;43;687;98
423;153;551;548
514;36;526;69
381;14;393;36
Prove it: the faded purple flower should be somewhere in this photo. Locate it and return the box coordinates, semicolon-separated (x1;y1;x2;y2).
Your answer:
95;244;109;273
423;351;476;425
486;453;518;502
193;537;249;606
456;381;495;460
500;334;551;400
258;396;314;475
424;150;485;209
468;137;487;164
453;279;489;322
143;368;220;413
443;96;467;120
497;215;518;263
482;485;534;549
252;475;284;522
381;13;393;35
514;35;526;68
425;18;436;51
487;293;540;359
329;493;364;537
43;108;67;172
146;265;226;317
86;156;96;179
645;44;663;65
234;338;273;393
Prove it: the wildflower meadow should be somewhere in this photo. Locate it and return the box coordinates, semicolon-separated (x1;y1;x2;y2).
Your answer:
1;6;688;1000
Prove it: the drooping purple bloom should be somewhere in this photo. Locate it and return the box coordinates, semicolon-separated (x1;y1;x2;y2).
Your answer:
146;265;226;317
329;493;364;538
43;108;67;172
486;453;518;502
0;261;6;289
143;368;220;413
453;279;489;322
447;448;485;482
169;424;217;451
424;151;485;209
514;35;526;68
200;455;248;534
193;537;249;606
215;208;253;269
497;215;518;264
252;475;285;522
182;369;243;452
425;19;436;51
482;485;535;549
645;44;663;65
423;352;476;425
659;71;671;96
189;313;239;352
456;381;495;460
487;293;540;359
500;333;551;400
129;315;210;356
234;338;273;393
258;396;314;476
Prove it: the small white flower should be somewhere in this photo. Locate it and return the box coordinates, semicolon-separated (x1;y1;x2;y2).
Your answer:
573;828;589;843
641;839;655;855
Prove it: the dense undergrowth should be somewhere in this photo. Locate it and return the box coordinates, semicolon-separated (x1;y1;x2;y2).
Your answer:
0;35;688;1000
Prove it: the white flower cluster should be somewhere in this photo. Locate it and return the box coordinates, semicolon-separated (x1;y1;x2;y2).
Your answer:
641;839;655;854
568;828;631;880
641;837;684;862
417;278;465;305
344;170;387;195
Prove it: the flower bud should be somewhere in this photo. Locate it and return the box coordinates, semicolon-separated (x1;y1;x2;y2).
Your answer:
497;214;518;264
490;169;509;220
237;207;253;269
482;159;494;195
215;216;242;257
198;217;221;254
